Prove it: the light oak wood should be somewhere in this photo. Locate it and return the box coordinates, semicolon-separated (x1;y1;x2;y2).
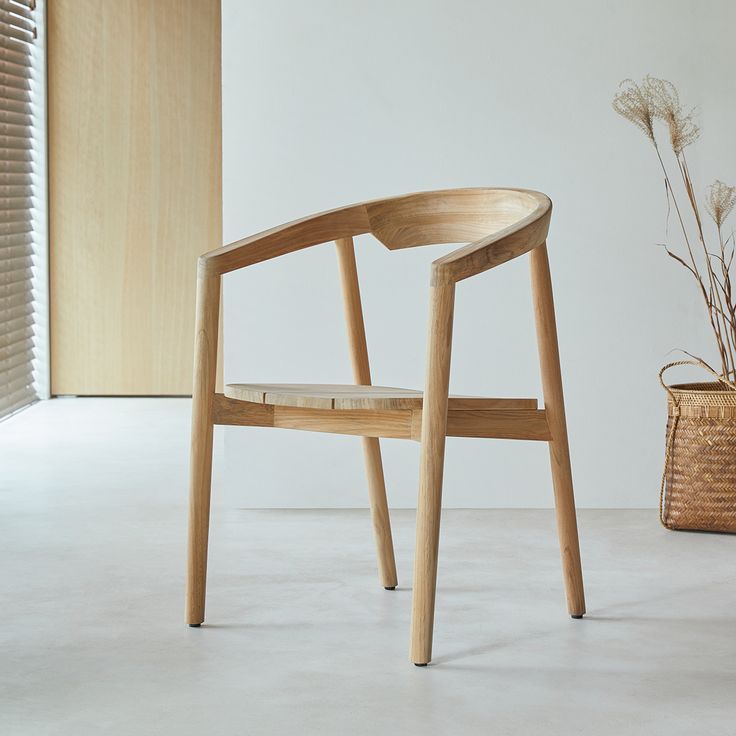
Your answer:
530;243;585;618
213;394;549;442
438;408;550;442
225;383;537;412
200;188;550;278
186;188;584;665
213;392;274;427
410;280;455;665
186;265;220;625
48;0;222;395
335;237;397;589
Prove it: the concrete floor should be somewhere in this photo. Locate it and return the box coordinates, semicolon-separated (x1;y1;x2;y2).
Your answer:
1;399;735;735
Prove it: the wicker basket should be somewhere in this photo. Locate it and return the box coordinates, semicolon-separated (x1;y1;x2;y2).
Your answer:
660;360;736;533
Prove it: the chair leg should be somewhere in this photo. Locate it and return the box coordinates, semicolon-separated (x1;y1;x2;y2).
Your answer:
334;238;398;590
186;266;220;626
530;243;585;617
410;280;455;665
361;437;398;589
187;414;215;625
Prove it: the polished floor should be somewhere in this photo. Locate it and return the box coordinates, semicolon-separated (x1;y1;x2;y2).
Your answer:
1;399;735;735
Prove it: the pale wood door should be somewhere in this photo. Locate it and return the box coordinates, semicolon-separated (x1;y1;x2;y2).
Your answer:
48;0;222;395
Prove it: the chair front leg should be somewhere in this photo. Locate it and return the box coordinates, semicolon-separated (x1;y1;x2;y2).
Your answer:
529;243;585;617
186;266;220;626
410;279;455;665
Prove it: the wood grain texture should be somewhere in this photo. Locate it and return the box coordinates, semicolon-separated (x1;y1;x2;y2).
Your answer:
212;392;274;426
224;383;536;412
48;0;222;395
411;281;455;665
441;408;549;441
213;396;550;443
335;237;397;589
201;188;550;281
530;243;585;617
186;266;220;625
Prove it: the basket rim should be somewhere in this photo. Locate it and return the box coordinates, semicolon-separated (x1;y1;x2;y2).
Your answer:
668;380;736;395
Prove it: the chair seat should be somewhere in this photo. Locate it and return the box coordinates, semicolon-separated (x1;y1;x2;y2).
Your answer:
224;383;538;411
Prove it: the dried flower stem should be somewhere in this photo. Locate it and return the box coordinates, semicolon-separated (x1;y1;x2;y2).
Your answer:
614;77;736;378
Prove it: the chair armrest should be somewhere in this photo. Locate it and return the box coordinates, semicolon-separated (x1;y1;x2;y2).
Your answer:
431;195;552;284
199;203;370;276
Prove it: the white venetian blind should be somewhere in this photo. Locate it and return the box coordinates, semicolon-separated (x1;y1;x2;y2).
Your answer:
0;0;42;419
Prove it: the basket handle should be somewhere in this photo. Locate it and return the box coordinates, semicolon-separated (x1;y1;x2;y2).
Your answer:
658;359;736;404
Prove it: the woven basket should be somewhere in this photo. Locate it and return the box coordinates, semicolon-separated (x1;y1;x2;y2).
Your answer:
660;360;736;533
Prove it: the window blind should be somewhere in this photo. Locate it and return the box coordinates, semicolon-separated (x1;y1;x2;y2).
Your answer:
0;0;41;419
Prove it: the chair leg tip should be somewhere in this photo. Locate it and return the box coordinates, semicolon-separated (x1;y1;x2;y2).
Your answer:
384;586;396;591
414;662;428;667
188;623;202;627
571;614;584;619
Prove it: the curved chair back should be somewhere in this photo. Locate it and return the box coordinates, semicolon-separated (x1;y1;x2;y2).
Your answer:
201;187;551;283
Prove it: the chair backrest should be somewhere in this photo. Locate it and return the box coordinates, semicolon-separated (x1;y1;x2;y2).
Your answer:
202;187;551;283
365;188;546;250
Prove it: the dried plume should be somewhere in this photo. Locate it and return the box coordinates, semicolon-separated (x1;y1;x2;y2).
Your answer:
613;76;736;378
706;180;736;228
612;78;656;143
644;76;700;153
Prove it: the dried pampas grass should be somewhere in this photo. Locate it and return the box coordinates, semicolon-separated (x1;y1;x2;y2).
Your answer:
614;76;736;378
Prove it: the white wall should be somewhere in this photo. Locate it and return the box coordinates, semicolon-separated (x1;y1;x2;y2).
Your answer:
221;0;736;508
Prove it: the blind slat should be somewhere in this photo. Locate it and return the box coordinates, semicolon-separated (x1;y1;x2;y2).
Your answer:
0;278;31;302
0;97;30;115
0;323;32;351
0;83;31;103
0;385;35;415
0;57;33;80
0;20;34;45
0;110;31;127
0;313;33;340
0;272;36;291
1;300;32;321
0;230;32;247
1;1;34;20
0;144;33;161
0;159;33;173
0;343;35;373
0;38;31;62
0;10;34;34
0;220;33;237
0;133;33;149
0;368;34;396
0;184;34;198
0;120;34;137
0;245;32;262
0;264;31;288
0;362;33;387
0;332;31;360
0;196;34;210
0;71;31;91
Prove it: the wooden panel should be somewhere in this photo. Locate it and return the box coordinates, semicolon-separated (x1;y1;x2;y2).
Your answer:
48;0;222;394
225;382;537;412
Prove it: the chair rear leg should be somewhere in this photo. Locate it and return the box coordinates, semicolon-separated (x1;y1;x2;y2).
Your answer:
334;238;398;590
410;280;455;665
530;243;585;617
361;437;398;589
186;266;220;626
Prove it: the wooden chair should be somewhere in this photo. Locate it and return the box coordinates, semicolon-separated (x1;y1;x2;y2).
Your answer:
186;187;586;666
